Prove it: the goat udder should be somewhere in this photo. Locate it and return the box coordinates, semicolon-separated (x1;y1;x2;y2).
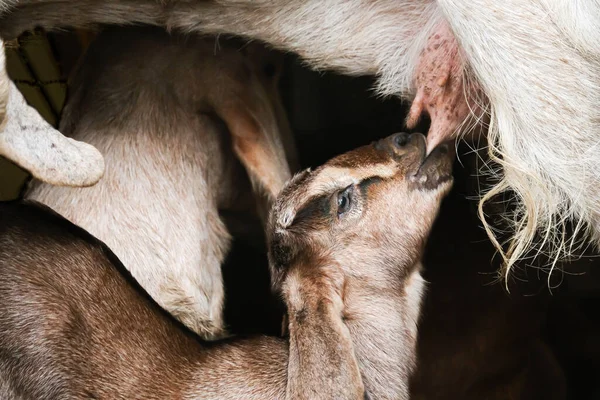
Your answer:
407;20;478;154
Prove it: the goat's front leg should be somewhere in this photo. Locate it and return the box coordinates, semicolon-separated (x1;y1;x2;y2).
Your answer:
0;39;105;187
281;261;364;400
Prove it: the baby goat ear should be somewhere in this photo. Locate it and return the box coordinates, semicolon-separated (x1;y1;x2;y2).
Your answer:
218;101;291;201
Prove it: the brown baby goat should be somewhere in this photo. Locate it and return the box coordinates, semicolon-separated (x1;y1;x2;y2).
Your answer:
0;132;452;399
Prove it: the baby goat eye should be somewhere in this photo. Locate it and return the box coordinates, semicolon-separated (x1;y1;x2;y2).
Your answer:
337;186;354;216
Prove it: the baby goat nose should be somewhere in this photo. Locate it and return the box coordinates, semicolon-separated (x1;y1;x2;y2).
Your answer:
392;132;411;148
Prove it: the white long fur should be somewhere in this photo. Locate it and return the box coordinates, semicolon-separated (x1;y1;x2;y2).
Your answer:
438;0;600;274
0;0;599;274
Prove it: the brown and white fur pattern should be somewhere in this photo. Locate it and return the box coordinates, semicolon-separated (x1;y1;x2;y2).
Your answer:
25;26;296;339
268;132;454;398
0;0;598;276
0;132;452;399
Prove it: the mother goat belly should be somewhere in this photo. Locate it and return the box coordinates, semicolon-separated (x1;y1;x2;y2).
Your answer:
1;0;599;274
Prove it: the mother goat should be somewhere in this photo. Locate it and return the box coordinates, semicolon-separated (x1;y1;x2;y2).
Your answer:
0;0;598;275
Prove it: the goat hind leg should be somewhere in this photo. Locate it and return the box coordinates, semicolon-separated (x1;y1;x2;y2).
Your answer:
0;40;105;187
